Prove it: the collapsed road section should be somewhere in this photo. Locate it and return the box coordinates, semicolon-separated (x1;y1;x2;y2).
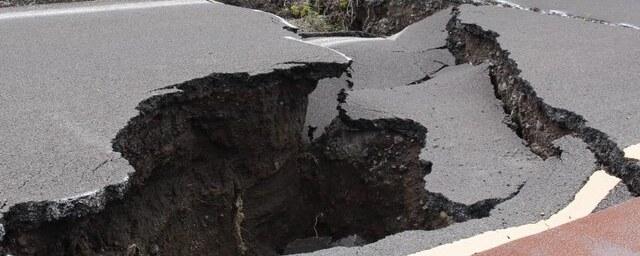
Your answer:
2;1;639;256
302;63;599;256
0;61;352;255
0;1;425;255
291;4;639;255
0;1;515;255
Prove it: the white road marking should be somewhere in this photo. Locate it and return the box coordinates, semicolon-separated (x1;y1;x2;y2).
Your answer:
0;0;210;20
625;144;640;160
493;0;527;10
284;36;353;62
478;0;640;30
305;22;408;47
252;9;299;30
548;9;569;17
385;23;413;41
409;143;640;256
410;171;620;256
618;23;640;30
306;37;386;47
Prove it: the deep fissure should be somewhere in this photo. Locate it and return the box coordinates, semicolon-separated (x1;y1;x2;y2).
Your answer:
2;1;638;255
6;5;636;256
0;59;512;255
0;4;640;255
445;8;640;194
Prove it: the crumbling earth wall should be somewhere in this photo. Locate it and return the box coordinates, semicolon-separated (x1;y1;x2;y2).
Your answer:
218;0;452;35
0;63;344;255
0;58;509;255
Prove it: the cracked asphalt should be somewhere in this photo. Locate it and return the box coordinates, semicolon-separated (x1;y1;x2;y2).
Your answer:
501;0;640;28
345;64;552;204
1;0;639;255
458;4;640;149
0;0;348;219
304;8;455;140
300;3;640;255
300;63;598;256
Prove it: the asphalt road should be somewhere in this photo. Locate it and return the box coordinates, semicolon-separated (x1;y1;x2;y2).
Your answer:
299;5;639;255
346;64;555;204
301;64;598;256
458;5;640;149
0;0;347;219
1;1;638;255
504;0;640;28
303;8;454;140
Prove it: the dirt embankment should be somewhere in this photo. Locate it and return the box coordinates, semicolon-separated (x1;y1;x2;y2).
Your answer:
220;0;453;35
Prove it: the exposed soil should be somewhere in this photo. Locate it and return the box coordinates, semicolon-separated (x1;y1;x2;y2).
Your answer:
7;3;635;256
0;63;345;256
342;0;451;35
0;60;512;255
446;15;568;159
219;0;454;35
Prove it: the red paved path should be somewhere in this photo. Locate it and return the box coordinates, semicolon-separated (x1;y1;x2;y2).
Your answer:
477;198;640;256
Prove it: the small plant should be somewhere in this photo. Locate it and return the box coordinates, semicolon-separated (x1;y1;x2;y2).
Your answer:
289;1;314;18
302;11;336;31
339;0;349;11
286;0;348;32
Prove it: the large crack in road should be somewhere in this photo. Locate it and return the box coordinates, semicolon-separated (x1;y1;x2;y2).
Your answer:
447;5;640;194
0;54;519;256
1;1;639;256
289;4;638;256
0;4;524;255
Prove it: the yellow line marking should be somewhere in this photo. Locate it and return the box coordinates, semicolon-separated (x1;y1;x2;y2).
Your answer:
409;143;640;256
625;144;640;160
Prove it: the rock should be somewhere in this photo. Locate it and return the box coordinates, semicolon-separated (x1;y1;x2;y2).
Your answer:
332;234;368;247
283;237;333;254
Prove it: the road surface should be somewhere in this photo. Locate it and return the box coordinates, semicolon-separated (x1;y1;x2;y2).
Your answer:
298;4;640;256
0;0;348;223
499;0;640;28
1;1;638;255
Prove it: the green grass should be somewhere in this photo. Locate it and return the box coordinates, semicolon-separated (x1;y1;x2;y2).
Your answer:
286;0;352;32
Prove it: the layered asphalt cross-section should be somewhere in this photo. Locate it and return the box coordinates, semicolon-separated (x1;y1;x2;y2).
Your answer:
0;0;348;243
